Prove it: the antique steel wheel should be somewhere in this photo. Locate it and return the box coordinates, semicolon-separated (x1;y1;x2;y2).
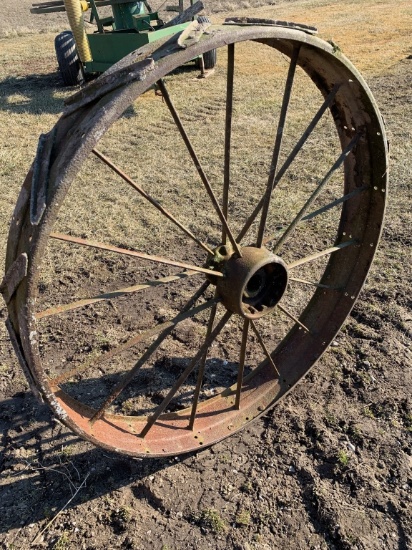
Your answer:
2;21;388;457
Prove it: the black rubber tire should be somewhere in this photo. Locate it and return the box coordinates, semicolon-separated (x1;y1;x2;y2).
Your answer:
54;31;84;87
197;16;217;70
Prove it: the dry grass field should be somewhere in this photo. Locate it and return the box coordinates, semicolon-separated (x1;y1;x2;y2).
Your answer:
0;0;411;549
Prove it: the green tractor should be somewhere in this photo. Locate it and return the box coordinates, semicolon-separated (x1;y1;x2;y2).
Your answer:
31;0;217;85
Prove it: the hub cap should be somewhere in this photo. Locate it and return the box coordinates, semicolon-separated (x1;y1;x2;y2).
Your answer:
214;246;289;319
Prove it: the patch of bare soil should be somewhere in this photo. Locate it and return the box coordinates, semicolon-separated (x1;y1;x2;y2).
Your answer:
0;2;411;550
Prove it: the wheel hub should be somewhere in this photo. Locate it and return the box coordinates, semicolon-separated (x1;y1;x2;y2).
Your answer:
212;245;288;319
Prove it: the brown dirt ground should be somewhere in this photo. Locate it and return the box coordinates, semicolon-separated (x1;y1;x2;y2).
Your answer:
0;1;411;549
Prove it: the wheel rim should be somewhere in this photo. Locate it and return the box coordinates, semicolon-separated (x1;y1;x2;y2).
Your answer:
5;24;388;457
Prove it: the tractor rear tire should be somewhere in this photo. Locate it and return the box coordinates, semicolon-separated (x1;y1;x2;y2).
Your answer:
197;16;217;69
55;31;84;87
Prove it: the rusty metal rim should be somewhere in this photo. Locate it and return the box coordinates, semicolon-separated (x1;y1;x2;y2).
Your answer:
4;24;388;457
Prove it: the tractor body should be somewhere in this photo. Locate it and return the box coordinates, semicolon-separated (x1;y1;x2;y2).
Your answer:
31;0;214;83
84;18;190;73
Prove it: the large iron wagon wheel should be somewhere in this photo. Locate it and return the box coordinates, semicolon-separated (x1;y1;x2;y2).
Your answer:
3;22;387;457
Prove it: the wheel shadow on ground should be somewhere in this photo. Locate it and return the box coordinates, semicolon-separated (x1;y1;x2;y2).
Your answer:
0;73;73;116
0;62;204;119
0;391;191;534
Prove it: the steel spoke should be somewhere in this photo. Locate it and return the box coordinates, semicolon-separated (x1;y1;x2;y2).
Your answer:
250;320;280;376
188;300;218;430
299;185;368;223
89;283;215;424
256;46;300;247
222;42;235;245
92;148;213;256
236;82;341;243
272;133;361;253
157;78;242;257
140;310;232;438
277;304;310;333
51;282;212;386
289;277;335;289
263;185;368;246
49;232;223;278
36;270;198;320
54;298;217;387
235;318;249;409
288;239;356;269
